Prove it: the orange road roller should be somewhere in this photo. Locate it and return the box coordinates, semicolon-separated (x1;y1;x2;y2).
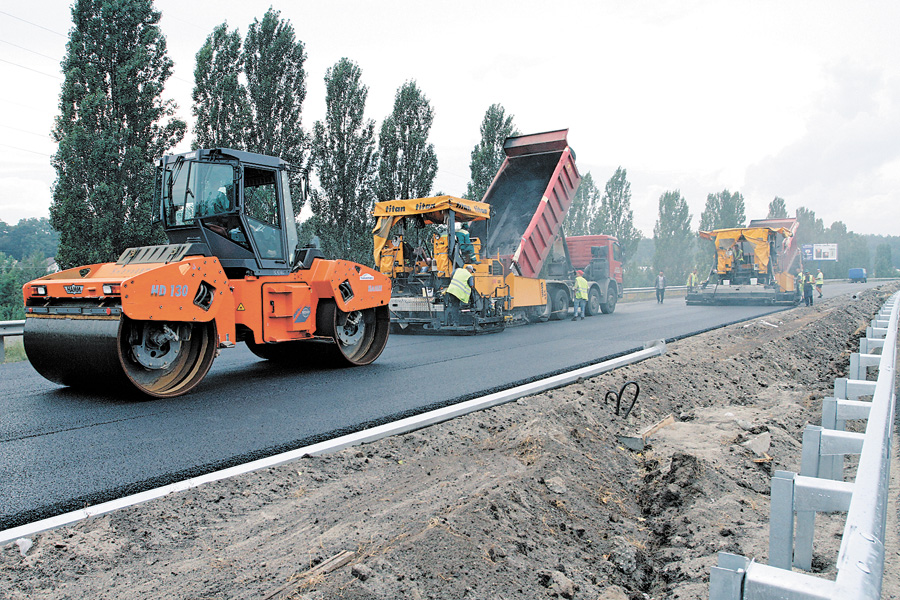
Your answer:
23;149;391;398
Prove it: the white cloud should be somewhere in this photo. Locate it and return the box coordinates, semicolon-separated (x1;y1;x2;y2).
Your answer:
745;62;900;234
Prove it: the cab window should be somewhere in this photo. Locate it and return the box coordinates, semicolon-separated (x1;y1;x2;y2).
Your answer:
613;243;623;262
244;167;284;260
164;161;234;226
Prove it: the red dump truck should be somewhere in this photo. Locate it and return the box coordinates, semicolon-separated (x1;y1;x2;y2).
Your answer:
468;129;624;318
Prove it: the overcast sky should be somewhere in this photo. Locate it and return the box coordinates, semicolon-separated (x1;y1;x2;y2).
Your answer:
2;0;898;238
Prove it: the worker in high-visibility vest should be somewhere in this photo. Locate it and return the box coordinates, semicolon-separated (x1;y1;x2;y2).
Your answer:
686;269;699;292
803;271;815;306
816;269;824;298
572;270;589;321
445;264;475;326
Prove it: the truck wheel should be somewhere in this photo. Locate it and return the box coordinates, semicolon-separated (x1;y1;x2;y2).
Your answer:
550;287;569;320
585;286;601;316
600;283;618;314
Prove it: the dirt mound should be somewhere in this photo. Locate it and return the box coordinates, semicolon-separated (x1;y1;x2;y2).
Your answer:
2;283;898;600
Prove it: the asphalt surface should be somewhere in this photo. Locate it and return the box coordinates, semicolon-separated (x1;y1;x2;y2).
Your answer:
0;281;882;531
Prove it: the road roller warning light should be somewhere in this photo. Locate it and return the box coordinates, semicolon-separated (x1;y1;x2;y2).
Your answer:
22;148;391;398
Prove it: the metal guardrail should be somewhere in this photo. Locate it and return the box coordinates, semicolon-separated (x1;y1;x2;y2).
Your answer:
710;290;899;599
0;320;25;362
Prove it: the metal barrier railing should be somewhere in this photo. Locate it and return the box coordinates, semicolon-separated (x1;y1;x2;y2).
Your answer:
0;320;25;362
710;291;899;599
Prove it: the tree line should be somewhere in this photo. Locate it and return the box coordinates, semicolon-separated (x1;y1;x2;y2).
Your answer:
5;0;897;321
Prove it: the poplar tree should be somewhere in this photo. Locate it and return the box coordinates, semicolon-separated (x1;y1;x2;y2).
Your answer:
592;167;641;264
244;8;308;217
192;22;248;150
767;196;788;219
309;58;378;265
874;244;896;277
699;189;746;231
565;172;600;236
50;0;185;268
652;190;694;282
466;104;517;202
377;80;438;201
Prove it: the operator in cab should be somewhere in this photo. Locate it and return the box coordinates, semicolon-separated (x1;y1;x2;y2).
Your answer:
456;222;476;263
445;264;475;326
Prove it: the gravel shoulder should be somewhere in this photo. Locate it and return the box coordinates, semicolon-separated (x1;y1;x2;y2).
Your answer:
2;283;899;600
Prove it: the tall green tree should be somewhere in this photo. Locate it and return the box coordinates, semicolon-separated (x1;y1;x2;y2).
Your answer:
565;172;600;236
309;58;378;265
794;206;825;249
874;243;896;277
466;103;517;202
50;0;185;268
0;218;59;261
699;189;746;231
377;80;438;201
767;196;788;219
652;190;694;282
191;22;248;150
244;8;308;218
592;167;641;264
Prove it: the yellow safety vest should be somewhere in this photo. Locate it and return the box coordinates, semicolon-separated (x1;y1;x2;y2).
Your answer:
687;273;698;286
816;272;824;285
448;268;472;303
574;276;589;300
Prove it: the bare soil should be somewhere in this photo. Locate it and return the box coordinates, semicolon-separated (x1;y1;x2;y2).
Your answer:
2;283;899;600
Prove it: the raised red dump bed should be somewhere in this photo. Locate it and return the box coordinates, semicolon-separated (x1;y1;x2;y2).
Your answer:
471;129;581;278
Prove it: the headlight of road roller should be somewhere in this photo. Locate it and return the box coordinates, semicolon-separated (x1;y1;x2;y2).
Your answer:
102;284;121;295
31;285;47;296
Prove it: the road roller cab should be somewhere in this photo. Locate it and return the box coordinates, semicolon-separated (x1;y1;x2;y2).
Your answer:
23;149;391;398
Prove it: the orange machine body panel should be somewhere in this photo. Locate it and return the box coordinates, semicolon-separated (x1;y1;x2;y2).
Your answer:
24;256;391;347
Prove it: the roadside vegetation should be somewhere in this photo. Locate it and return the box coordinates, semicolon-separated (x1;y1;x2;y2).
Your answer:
2;339;25;364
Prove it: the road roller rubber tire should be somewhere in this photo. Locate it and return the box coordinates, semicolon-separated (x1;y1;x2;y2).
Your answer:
316;300;389;366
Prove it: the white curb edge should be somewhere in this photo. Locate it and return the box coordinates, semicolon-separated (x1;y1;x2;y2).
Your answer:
1;339;665;546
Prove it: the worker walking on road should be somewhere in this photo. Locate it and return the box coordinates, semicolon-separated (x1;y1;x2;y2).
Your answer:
655;270;667;304
445;264;475;326
686;269;699;292
572;270;588;321
816;269;824;298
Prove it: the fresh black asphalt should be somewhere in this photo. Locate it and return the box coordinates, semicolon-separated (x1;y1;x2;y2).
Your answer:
0;282;881;531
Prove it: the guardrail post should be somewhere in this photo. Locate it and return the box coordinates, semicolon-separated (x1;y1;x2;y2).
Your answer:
850;352;881;380
0;337;4;363
796;428;823;570
769;471;796;569
866;326;887;339
834;378;877;401
860;336;885;354
709;553;749;600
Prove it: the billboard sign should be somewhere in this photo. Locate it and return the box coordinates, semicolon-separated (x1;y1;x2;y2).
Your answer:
802;244;813;261
813;243;838;261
